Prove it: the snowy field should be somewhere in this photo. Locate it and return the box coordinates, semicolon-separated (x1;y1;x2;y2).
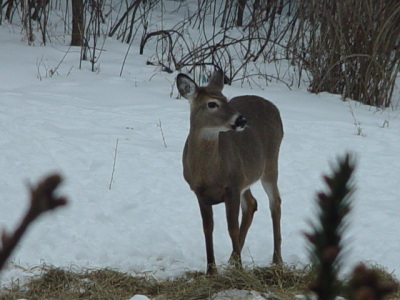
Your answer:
0;11;399;297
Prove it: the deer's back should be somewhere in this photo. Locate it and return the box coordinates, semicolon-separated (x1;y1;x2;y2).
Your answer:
216;95;283;187
229;95;283;153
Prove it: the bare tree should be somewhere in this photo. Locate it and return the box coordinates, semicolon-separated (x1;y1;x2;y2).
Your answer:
4;0;15;21
109;0;158;43
82;0;106;71
71;0;83;46
236;0;247;26
30;0;49;21
0;0;3;25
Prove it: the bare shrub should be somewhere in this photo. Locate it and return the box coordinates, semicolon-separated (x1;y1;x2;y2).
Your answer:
108;0;160;44
1;0;50;45
80;0;106;72
138;0;298;84
292;0;400;108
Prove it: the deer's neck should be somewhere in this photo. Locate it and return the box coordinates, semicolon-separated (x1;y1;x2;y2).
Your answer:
188;129;220;161
185;131;228;204
185;129;223;179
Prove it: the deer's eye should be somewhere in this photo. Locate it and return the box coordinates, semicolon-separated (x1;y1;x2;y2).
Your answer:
207;102;219;109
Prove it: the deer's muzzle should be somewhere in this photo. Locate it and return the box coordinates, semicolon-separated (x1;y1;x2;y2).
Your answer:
231;115;247;131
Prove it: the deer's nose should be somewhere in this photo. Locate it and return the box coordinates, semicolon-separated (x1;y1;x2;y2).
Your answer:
235;115;247;130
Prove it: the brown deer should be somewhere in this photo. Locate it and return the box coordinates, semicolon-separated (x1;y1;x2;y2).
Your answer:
176;70;284;275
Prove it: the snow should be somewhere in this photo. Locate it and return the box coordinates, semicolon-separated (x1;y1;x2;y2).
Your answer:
1;8;400;299
211;289;271;300
129;296;151;300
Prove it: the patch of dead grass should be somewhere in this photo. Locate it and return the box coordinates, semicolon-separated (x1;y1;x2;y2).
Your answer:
0;263;398;300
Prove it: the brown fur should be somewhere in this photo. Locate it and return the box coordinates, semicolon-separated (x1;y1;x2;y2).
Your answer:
177;71;283;274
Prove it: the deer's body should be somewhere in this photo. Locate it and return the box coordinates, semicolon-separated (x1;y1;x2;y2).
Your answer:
177;71;283;274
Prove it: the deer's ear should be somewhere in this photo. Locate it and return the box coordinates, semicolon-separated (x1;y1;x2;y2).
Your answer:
177;74;198;101
207;69;224;92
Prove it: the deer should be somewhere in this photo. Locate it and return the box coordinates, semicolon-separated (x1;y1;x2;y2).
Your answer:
176;70;284;275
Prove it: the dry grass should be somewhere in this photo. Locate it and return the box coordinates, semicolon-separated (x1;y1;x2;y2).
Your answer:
0;265;159;300
158;264;315;300
0;263;398;300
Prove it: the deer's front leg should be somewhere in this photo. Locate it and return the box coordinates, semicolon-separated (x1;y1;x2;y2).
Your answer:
225;188;241;268
197;198;217;275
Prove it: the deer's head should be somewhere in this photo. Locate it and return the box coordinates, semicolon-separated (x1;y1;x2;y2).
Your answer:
177;70;247;140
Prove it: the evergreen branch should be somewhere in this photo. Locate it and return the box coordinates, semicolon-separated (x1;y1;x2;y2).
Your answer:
306;153;356;300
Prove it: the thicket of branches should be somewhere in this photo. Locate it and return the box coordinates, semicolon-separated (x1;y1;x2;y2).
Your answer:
138;0;297;86
1;0;399;107
292;0;400;108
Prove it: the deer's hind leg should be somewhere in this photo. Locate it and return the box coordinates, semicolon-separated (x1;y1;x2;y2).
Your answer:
239;189;258;249
261;173;282;264
229;189;258;263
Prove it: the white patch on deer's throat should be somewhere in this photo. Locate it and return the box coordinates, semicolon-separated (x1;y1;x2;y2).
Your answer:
199;126;230;140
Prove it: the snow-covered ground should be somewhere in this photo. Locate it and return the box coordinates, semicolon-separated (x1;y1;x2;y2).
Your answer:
0;9;399;299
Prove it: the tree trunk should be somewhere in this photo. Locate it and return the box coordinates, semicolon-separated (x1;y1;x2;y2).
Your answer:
71;0;83;46
236;0;247;27
5;0;15;21
0;0;3;25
